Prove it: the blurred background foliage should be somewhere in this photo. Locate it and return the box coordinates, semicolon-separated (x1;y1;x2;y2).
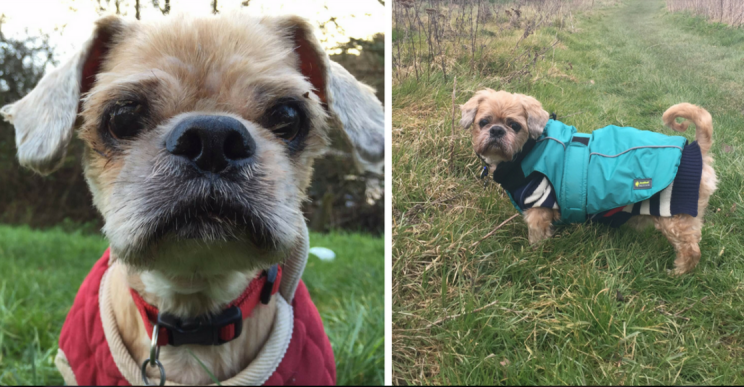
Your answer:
0;0;384;235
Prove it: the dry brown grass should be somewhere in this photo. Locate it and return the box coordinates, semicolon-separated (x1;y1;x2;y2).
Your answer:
392;0;621;84
667;0;744;27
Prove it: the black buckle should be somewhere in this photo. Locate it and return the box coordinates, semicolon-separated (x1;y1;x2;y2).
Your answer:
260;264;279;305
571;136;589;145
157;306;243;346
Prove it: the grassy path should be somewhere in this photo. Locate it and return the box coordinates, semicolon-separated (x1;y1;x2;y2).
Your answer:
393;0;744;384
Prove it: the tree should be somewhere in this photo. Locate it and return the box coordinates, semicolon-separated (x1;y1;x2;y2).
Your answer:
152;0;171;15
0;16;55;107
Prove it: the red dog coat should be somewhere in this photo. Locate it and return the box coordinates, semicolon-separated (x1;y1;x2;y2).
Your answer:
56;249;336;385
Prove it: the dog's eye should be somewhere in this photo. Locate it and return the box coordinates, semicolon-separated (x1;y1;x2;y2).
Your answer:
106;101;145;140
509;122;522;132
479;118;490;128
263;101;305;142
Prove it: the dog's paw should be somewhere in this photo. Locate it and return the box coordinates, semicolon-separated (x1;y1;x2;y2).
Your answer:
528;228;553;245
668;267;690;276
528;239;541;249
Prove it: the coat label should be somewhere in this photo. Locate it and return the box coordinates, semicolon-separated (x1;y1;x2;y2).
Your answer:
633;179;652;189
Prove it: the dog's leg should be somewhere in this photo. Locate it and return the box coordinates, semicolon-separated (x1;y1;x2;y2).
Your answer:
654;151;716;275
524;207;559;244
654;214;703;274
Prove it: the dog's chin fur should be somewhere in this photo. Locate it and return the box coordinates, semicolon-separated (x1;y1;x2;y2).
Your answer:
116;238;286;279
120;241;266;318
476;141;510;167
461;90;717;275
476;134;529;170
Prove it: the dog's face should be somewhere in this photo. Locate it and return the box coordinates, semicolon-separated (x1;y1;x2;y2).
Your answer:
1;15;352;275
460;89;549;166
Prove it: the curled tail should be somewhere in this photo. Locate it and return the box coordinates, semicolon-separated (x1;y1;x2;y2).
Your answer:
662;103;713;155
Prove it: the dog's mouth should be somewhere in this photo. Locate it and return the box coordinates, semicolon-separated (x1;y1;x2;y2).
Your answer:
481;138;512;159
484;139;504;151
144;199;275;251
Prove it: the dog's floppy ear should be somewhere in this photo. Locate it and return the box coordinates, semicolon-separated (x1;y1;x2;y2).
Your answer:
0;16;126;175
459;96;480;129
517;93;549;139
460;89;492;129
265;15;331;106
264;16;384;177
327;61;384;176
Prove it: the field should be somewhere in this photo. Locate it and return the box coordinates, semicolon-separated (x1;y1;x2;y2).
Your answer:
0;225;383;385
393;0;744;384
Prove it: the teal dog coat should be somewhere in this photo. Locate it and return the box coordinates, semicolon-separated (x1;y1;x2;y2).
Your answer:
490;119;702;226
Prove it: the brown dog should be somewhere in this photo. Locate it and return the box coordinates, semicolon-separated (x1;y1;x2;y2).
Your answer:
2;13;383;385
461;89;717;274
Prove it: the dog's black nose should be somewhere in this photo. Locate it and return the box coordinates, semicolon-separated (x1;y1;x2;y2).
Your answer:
166;116;255;174
490;126;506;139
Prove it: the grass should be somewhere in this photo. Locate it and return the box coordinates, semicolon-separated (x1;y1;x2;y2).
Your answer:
392;0;744;384
0;224;383;385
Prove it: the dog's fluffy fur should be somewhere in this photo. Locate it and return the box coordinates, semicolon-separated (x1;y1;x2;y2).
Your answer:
461;89;717;274
2;13;383;384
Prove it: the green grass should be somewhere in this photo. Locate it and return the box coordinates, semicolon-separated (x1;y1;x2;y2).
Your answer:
0;224;383;385
393;0;744;385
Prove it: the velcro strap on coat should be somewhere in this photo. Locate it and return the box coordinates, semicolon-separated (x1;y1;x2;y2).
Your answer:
560;134;591;223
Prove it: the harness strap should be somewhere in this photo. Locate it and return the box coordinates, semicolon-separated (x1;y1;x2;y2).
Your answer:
559;134;591;223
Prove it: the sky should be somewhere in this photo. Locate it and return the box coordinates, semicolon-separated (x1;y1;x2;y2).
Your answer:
0;0;384;61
